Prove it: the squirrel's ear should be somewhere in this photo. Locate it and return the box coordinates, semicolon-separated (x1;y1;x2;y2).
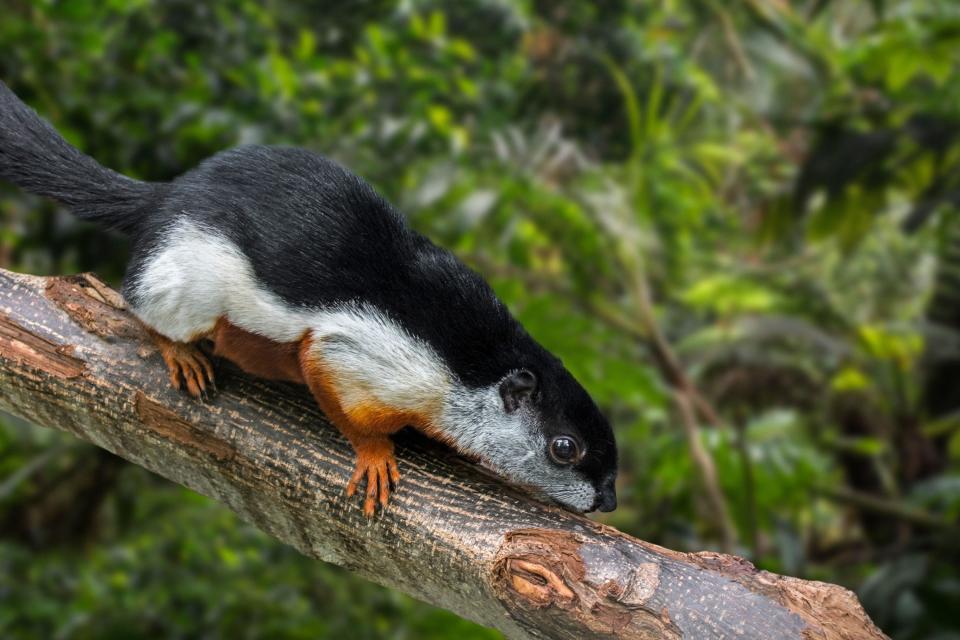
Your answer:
500;369;537;413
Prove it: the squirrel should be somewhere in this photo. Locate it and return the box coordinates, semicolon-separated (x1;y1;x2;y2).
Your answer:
0;81;618;516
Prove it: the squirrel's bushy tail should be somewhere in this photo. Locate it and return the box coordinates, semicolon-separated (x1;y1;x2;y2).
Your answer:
0;81;157;233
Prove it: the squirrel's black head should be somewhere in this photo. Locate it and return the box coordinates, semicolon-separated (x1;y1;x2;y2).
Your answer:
491;352;618;513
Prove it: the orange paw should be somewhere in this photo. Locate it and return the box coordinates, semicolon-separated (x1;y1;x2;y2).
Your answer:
160;341;215;400
346;439;400;517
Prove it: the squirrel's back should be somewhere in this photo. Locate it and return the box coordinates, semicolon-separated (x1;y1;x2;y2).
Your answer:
153;145;532;388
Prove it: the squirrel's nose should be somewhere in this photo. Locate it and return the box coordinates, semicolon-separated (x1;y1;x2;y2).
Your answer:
594;476;617;512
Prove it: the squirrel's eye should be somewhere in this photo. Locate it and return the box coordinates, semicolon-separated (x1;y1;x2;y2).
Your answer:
549;436;580;464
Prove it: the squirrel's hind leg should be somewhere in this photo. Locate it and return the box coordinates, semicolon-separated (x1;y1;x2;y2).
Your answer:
145;327;215;399
123;271;219;399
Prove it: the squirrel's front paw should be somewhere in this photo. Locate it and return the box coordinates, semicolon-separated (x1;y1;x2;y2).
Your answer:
346;438;400;517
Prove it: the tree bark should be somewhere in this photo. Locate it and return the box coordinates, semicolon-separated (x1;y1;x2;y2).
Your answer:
0;269;887;640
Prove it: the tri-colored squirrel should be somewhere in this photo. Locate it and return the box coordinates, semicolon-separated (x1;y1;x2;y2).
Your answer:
0;81;618;516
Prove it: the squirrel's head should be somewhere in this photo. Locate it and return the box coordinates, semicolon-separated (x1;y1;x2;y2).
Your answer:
495;365;618;513
448;357;618;513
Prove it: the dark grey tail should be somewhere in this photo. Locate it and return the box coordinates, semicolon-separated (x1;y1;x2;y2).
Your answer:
0;81;157;233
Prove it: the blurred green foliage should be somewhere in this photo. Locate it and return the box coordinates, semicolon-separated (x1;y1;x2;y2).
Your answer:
2;1;960;639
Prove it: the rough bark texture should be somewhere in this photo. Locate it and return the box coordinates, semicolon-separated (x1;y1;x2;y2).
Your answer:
0;269;888;640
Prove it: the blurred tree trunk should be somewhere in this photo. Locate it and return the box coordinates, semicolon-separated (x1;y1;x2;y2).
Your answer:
921;216;960;464
0;269;888;640
819;218;960;547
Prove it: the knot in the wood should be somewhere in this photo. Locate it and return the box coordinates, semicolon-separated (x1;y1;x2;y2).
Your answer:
496;530;584;610
492;528;680;639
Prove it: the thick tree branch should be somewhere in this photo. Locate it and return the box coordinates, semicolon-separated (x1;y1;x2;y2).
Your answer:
0;269;887;640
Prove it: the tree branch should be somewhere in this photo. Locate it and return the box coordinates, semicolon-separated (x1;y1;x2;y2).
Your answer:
0;269;887;640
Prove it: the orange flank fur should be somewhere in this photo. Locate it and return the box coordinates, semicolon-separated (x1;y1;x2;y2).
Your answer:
208;317;304;384
299;335;438;516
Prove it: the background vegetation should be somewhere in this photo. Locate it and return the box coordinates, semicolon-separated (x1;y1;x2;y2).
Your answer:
2;1;959;638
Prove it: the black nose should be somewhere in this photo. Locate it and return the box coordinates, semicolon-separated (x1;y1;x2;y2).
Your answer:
594;477;617;512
